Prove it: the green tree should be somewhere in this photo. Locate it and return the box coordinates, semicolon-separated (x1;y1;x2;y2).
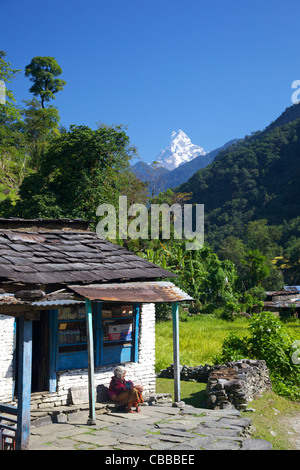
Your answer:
0;112;27;203
244;219;282;259
21;98;60;168
118;169;149;207
25;57;66;108
142;241;239;314
7;124;136;219
218;235;247;270
0;50;21;120
241;250;270;290
0;51;26;202
282;237;300;285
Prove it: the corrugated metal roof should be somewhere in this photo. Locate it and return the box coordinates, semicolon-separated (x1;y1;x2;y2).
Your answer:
68;281;193;303
30;299;85;308
264;300;300;308
284;286;300;293
0;294;85;309
266;290;294;296
0;294;21;306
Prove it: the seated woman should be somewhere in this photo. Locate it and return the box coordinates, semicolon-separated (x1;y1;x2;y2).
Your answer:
108;366;144;413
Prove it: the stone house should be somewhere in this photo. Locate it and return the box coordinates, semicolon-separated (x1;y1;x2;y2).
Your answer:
0;218;191;449
263;287;300;317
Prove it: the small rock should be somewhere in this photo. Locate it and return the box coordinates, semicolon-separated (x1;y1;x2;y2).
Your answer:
172;401;185;408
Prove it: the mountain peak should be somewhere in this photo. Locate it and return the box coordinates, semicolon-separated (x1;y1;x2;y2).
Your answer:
156;130;206;171
171;129;186;139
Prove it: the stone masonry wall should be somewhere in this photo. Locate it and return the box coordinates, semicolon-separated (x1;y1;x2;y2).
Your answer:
0;315;15;403
159;359;271;411
206;360;272;410
159;363;213;383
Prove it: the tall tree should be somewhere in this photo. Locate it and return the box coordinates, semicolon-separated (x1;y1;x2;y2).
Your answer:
25;57;66;108
0;51;26;202
8;124;137;219
21;98;60;168
240;250;270;290
0;50;21;120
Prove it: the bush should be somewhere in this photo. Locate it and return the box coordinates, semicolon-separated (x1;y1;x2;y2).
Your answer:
216;311;300;400
250;312;294;377
213;331;250;363
219;300;241;321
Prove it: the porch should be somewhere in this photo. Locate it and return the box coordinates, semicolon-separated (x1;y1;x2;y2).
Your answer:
0;282;192;450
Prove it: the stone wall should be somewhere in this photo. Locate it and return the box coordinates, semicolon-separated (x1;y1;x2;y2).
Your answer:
206;360;272;410
0;315;15;402
159;359;272;411
159;363;213;383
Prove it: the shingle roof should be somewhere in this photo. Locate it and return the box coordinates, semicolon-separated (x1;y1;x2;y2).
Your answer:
0;229;176;286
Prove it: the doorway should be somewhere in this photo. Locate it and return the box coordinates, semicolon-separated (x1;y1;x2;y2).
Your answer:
32;313;49;393
14;313;50;395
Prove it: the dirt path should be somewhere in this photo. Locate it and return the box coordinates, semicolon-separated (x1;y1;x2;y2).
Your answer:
281;414;300;449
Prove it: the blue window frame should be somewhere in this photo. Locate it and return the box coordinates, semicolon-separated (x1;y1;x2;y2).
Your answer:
98;303;140;366
49;302;140;389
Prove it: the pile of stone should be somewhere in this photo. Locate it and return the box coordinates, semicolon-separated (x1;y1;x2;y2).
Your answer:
158;359;272;411
206;360;272;410
158;363;213;383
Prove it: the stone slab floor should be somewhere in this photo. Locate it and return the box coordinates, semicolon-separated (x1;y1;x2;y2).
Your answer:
28;403;272;451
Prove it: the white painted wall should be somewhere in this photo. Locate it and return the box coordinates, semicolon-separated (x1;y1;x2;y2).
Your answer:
0;315;15;402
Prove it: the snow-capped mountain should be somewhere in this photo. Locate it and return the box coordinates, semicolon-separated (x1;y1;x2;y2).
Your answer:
155;129;206;171
131;131;240;195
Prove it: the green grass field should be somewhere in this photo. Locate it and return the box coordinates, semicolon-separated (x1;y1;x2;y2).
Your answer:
155;314;300;450
155;314;250;372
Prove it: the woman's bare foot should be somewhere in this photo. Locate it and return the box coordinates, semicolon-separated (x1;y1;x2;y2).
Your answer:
136;407;141;413
126;407;134;413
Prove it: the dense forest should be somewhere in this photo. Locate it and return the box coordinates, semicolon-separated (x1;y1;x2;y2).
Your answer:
0;51;299;318
179;109;300;235
175;108;300;288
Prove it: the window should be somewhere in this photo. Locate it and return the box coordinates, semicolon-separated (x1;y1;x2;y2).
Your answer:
50;302;140;374
56;305;88;371
94;302;139;366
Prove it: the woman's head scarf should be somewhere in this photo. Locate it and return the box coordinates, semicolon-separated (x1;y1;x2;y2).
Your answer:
114;366;125;379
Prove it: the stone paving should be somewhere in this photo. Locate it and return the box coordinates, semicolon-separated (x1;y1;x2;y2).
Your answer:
29;402;272;451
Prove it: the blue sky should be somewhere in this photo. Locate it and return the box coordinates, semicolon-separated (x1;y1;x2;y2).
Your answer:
2;0;300;163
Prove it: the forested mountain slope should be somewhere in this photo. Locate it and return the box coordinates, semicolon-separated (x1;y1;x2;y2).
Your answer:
177;115;300;248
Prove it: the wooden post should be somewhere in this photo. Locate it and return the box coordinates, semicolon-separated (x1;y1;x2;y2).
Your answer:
49;310;57;394
16;317;32;450
133;303;140;362
86;299;96;425
172;302;180;403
